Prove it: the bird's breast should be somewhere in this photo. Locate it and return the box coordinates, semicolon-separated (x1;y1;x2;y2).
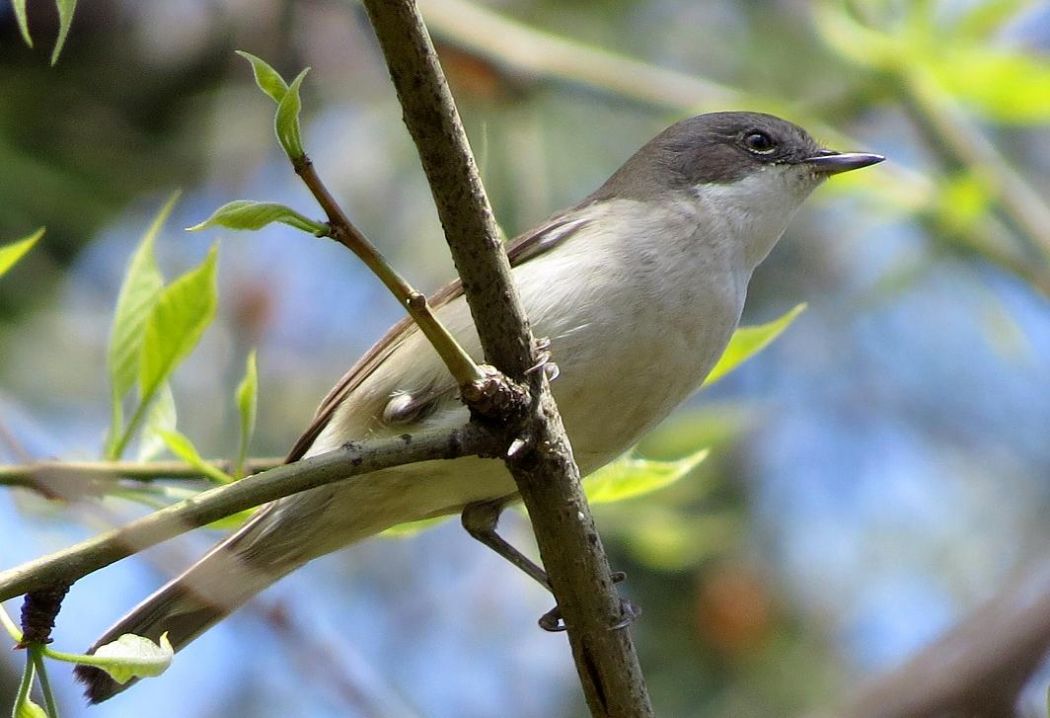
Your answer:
515;202;747;472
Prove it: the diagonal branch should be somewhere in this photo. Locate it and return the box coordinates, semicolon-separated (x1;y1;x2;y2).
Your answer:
360;1;653;715
0;425;499;603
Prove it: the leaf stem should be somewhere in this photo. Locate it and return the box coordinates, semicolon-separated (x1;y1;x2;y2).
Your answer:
293;155;484;387
30;647;60;718
12;654;34;718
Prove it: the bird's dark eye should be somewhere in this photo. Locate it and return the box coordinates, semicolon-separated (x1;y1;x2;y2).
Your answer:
743;131;776;154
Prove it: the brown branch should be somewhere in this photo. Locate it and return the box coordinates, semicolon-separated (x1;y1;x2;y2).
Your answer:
359;1;652;715
0;425;499;602
839;561;1050;718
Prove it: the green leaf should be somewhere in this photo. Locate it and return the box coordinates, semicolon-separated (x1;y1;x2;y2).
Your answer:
0;229;43;278
234;350;258;477
274;68;310;160
12;0;32;47
929;48;1050;123
235;51;289;103
16;697;47;718
137;383;178;462
158;429;232;484
139;244;219;405
107;194;176;454
53;633;173;684
703;303;807;387
188;200;325;234
585;449;708;505
381;515;452;538
51;0;78;65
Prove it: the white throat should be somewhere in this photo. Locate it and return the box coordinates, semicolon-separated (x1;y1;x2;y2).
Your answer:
693;165;824;271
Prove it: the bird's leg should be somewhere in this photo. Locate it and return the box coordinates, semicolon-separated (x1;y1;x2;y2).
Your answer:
461;499;640;632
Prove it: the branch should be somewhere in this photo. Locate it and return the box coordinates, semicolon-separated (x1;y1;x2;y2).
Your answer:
839;560;1050;718
0;425;498;602
360;1;652;715
0;458;283;491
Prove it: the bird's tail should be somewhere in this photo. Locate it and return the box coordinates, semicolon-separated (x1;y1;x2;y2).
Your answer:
73;507;316;704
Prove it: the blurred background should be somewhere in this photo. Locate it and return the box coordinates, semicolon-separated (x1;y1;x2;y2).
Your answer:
2;0;1050;716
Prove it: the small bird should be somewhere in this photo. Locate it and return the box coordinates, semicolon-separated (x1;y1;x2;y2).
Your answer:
77;111;882;702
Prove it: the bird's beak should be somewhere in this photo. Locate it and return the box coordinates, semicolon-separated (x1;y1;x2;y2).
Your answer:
804;149;885;175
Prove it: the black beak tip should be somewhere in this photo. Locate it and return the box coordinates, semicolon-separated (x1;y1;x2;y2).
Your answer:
806;151;885;175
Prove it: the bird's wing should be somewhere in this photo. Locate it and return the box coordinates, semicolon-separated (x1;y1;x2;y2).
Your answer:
284;210;593;462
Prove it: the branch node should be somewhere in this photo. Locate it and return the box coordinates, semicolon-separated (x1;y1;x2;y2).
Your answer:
18;581;71;647
461;365;529;425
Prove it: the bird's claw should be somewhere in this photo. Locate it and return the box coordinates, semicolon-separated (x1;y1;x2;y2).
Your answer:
537;571;640;632
526;338;560;381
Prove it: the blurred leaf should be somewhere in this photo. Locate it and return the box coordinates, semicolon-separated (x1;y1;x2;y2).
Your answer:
234;350;258;477
381;515;452;538
585;449;708;504
624;509;740;571
106;194;175;457
58;633;173;684
12;0;32;47
188;200;324;234
139;244;219;405
275;69;310;160
0;229;42;278
236;51;289;103
50;0;77;65
704;304;807;387
812;1;900;69
158;429;232;485
639;403;755;459
137;383;177;462
929;48;1050;122
937;172;991;232
953;0;1029;40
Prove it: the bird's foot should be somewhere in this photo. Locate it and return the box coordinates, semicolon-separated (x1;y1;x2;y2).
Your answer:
537;571;641;632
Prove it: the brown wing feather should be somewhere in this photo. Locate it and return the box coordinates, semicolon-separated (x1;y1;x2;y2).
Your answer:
284;211;592;463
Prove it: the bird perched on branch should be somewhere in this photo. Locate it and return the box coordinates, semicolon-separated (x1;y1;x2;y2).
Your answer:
77;111;882;702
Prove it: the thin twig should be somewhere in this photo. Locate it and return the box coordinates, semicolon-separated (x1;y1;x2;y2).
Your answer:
0;458;284;489
293;155;483;387
902;68;1050;262
0;424;500;602
361;1;653;715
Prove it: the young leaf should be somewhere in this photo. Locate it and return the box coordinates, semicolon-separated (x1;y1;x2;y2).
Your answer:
703;303;807;387
158;429;233;484
12;0;32;47
51;0;78;65
16;696;47;718
585;449;708;505
235;51;289;103
53;633;173;684
136;383;178;462
139;244;219;406
234;350;258;477
188;200;325;234
0;229;43;278
274;68;310;160
107;194;176;454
